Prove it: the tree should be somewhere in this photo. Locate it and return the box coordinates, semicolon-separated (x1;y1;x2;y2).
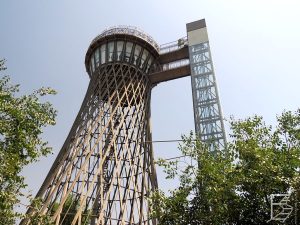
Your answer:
150;110;300;225
0;59;57;224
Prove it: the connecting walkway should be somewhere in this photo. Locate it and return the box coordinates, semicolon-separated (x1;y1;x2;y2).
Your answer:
149;37;191;84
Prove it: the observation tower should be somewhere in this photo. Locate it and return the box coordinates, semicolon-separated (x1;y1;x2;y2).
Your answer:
22;19;226;225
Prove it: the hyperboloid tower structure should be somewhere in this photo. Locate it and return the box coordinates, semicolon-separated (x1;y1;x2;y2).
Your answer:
22;19;226;225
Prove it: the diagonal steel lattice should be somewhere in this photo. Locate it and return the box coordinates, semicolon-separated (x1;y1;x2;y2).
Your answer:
19;26;161;225
24;63;158;224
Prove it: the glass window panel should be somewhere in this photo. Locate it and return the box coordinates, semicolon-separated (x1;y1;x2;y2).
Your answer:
95;48;100;67
108;42;114;52
140;49;149;68
101;44;106;64
146;57;153;72
134;45;142;65
134;45;142;55
117;41;123;52
108;42;114;62
125;42;133;62
91;54;95;72
117;41;124;61
142;49;148;61
140;60;144;68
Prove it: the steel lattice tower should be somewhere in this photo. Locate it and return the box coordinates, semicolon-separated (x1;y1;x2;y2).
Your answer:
22;19;226;225
187;20;227;150
23;26;159;225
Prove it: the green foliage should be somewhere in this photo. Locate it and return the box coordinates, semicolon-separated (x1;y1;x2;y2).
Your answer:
27;198;53;225
150;111;300;225
51;194;91;225
0;59;57;224
46;194;91;225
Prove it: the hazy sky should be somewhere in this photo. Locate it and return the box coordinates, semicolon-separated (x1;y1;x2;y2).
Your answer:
1;0;300;213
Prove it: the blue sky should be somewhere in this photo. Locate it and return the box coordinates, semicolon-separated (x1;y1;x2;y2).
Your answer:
1;0;300;213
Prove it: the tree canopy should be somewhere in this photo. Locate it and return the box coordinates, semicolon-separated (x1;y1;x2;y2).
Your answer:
150;110;300;225
0;59;57;224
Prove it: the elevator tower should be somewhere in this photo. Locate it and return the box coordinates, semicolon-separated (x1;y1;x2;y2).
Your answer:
22;19;226;225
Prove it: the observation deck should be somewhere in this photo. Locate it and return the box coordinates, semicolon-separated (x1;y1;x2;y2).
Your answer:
85;26;160;79
85;25;191;85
